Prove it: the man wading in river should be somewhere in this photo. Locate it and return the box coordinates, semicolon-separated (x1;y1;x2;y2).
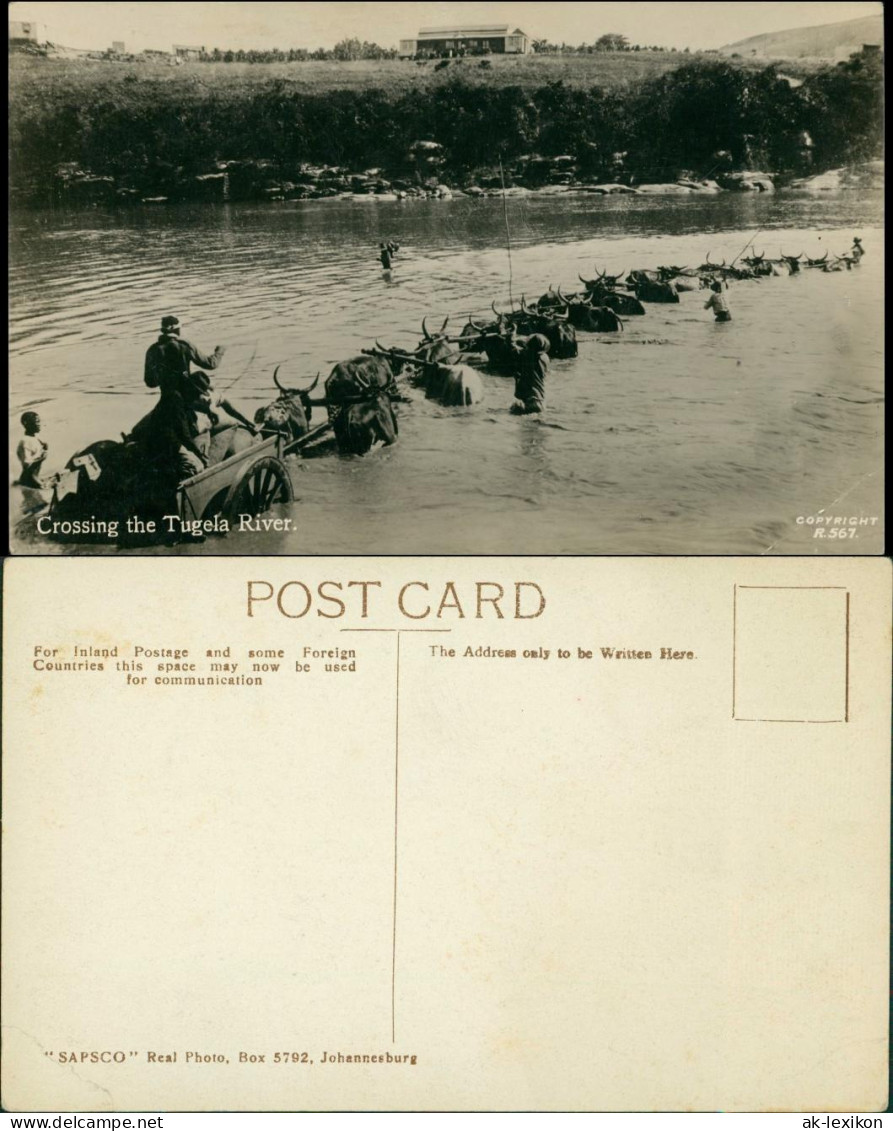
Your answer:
704;281;732;323
144;315;227;397
510;334;550;415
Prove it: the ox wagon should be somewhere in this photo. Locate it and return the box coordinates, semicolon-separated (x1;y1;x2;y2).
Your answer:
42;417;333;546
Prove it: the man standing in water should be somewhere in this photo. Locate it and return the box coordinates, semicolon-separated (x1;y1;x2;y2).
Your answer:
851;236;864;263
704;281;732;323
379;243;393;271
144;315;226;397
510;333;550;415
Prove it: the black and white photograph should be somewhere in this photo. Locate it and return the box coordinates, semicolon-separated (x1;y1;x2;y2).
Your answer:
8;0;884;555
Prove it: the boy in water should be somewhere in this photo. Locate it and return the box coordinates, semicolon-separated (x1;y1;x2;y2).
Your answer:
15;412;49;487
704;280;732;322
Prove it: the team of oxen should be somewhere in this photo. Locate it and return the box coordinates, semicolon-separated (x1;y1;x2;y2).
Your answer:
258;248;857;455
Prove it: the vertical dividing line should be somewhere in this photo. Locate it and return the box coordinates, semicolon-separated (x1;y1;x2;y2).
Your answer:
499;156;514;306
844;591;850;722
731;584;737;719
392;632;401;1044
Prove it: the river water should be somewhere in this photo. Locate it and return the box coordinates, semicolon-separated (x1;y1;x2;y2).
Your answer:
8;189;884;555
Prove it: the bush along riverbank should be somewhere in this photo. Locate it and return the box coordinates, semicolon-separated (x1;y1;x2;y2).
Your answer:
9;54;883;208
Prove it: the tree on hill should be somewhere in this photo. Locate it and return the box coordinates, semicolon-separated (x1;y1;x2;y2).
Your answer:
595;33;629;51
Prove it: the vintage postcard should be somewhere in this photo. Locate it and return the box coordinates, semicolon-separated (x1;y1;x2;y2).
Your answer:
1;555;889;1112
7;1;885;556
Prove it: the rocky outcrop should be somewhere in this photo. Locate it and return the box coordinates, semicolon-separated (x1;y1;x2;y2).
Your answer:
716;171;775;192
581;183;638;194
635;183;695;194
789;162;884;192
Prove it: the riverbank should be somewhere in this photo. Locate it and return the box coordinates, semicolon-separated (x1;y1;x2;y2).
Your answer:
9;50;882;209
30;160;885;209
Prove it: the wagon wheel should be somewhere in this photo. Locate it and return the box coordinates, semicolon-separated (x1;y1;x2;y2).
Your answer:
224;456;293;521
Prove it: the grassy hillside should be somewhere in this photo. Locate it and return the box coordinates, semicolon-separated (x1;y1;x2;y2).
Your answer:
8;48;824;100
720;13;882;60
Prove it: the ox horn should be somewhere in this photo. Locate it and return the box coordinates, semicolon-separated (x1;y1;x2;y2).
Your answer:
301;373;320;394
579;273;593;287
421;316;431;340
491;300;501;316
440;315;449;335
595;264;606;279
273;364;287;393
556;284;571;305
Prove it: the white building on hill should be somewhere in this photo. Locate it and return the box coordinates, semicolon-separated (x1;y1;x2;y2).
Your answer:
9;19;44;43
399;25;529;58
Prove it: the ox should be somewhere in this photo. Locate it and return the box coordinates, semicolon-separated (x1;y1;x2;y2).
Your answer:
742;251;787;277
627;270;680;304
655;265;701;291
374;336;485;408
464;317;520;372
821;256;853;272
424;362;484;406
323;356;399;455
516;297;578;358
578;274;646;316
551;286;624;332
591;264;627;289
780;252;802;275
465;299;576;369
254;367;317;441
696;253;756;284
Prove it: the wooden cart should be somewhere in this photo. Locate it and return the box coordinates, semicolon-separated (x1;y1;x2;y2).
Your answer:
177;421;333;523
177;434;293;523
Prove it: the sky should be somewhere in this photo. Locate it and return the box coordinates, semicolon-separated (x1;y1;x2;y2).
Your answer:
9;1;883;54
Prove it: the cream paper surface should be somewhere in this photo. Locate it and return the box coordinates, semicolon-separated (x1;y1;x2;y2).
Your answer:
2;556;889;1112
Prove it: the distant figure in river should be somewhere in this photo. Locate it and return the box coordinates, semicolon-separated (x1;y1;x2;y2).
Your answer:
704;280;732;323
510;333;550;415
851;236;864;264
15;411;49;488
144;315;227;398
387;240;400;257
379;243;393;271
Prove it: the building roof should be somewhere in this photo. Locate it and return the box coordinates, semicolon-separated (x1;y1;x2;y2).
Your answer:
416;25;527;40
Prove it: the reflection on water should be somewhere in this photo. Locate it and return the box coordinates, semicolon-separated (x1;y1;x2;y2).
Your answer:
8;190;885;554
